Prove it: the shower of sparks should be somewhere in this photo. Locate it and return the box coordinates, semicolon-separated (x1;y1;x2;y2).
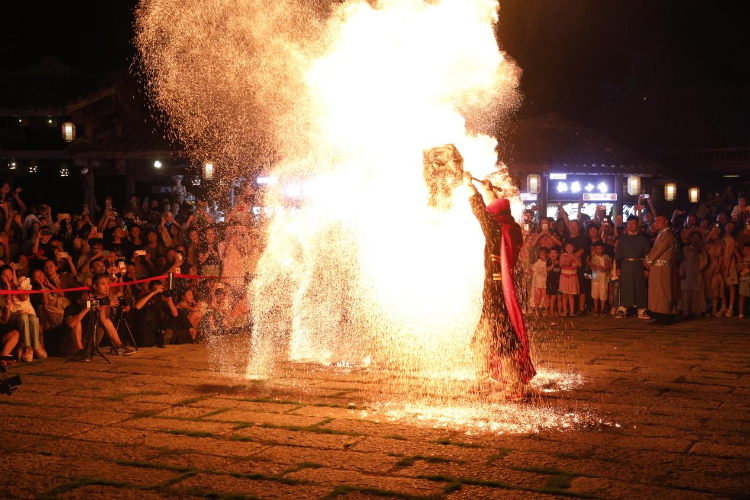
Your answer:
135;0;585;416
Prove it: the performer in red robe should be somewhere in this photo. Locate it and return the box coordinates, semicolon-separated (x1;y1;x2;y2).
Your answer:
464;172;536;394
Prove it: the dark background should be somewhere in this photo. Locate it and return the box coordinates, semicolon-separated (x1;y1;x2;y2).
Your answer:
2;0;749;158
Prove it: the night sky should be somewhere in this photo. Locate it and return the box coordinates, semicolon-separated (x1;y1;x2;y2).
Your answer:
3;0;748;150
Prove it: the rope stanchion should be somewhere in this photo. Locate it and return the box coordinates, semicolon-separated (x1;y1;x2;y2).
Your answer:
0;273;228;296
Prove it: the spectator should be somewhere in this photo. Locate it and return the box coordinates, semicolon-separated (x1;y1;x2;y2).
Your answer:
615;216;650;319
680;231;708;318
87;274;135;356
590;242;612;316
645;215;676;325
198;227;222;277
546;247;561;316
737;242;750;318
704;224;726;316
723;221;738;316
559;242;581;317
6;274;44;361
30;268;69;332
531;247;548;314
134;281;179;347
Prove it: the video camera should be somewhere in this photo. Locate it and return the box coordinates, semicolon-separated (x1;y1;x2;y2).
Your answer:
87;296;111;309
1;356;22;396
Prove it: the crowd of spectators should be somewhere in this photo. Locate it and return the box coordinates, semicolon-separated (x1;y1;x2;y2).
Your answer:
0;176;263;365
522;187;750;325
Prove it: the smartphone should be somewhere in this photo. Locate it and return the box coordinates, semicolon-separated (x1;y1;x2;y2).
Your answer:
100;250;110;257
58;252;69;258
134;250;146;257
541;223;549;230
523;223;530;232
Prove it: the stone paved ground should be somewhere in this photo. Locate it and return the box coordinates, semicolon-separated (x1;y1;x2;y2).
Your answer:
1;315;749;500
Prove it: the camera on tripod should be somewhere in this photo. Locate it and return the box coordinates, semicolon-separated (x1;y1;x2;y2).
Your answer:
118;296;135;307
0;356;22;396
87;296;111;309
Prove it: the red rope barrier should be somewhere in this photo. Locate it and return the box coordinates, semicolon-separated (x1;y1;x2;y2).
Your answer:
0;273;224;296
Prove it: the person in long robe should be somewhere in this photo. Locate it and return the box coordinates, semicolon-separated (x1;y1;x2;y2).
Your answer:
680;230;708;317
615;216;650;319
646;215;676;325
464;172;535;395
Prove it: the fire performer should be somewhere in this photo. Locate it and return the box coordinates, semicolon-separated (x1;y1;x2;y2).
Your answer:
464;171;536;395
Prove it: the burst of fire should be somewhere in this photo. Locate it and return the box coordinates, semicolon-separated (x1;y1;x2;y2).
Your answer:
135;0;524;387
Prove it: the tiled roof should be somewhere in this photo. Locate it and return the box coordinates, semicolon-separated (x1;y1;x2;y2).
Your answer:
499;113;671;177
0;57;120;116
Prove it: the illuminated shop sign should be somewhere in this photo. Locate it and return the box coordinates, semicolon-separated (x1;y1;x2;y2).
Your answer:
519;193;538;201
547;175;614;201
583;193;617;201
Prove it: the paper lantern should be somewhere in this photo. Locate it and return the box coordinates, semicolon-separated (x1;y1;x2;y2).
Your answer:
664;183;676;201
627;175;641;196
62;122;76;142
526;174;541;194
203;162;214;180
689;187;700;204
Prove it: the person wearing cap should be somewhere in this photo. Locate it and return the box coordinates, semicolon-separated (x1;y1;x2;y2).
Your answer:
464;171;535;396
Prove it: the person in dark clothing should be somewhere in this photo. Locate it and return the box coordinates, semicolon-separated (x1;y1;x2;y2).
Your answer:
464;172;535;396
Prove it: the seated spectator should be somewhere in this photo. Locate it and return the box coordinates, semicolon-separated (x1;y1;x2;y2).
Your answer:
30;268;69;333
71;274;135;357
134;281;181;346
4;273;44;361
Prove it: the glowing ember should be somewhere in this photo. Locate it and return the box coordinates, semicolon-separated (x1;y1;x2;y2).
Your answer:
136;0;530;392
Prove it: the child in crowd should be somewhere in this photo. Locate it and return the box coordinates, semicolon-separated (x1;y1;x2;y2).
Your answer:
738;242;750;318
704;225;726;316
608;258;619;316
531;247;549;314
559;242;581;317
546;247;561;316
10;277;44;361
589;242;612;315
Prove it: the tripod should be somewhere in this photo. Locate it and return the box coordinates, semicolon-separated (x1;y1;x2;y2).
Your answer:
114;305;139;351
64;304;111;364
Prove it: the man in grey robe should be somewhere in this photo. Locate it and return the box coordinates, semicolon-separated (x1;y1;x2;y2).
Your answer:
615;216;650;319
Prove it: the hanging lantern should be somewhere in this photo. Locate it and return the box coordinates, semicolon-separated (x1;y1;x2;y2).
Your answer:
627;175;641;196
664;183;677;201
62;122;76;142
203;161;214;180
526;173;541;194
689;186;700;204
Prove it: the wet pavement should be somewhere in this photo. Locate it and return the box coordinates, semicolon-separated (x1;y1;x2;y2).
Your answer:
1;314;749;499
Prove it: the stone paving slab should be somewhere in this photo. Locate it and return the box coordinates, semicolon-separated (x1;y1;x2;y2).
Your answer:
2;315;750;499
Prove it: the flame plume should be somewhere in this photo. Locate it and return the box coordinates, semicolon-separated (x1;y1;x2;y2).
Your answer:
135;0;523;390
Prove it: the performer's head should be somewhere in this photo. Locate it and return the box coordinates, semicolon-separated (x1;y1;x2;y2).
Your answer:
486;198;511;218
